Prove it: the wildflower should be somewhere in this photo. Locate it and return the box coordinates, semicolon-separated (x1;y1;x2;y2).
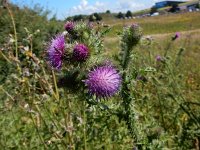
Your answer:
87;22;94;29
73;44;89;61
172;32;180;40
47;34;65;69
64;21;75;33
156;55;162;61
85;64;121;99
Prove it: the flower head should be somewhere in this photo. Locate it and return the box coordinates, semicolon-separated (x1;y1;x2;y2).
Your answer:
175;32;180;38
73;44;89;61
172;32;180;40
87;22;94;29
85;64;121;99
47;34;65;69
156;55;162;61
64;21;75;33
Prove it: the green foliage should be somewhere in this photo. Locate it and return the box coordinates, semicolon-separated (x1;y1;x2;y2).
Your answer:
106;10;111;14
125;10;132;18
150;7;158;15
89;13;102;22
116;12;124;19
0;3;200;150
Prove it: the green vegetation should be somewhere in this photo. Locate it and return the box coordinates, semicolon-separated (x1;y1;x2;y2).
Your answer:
0;2;200;149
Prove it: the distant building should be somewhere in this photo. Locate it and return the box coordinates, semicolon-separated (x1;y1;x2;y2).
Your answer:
179;0;199;11
154;1;186;9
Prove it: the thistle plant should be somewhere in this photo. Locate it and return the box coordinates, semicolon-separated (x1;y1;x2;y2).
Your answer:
118;24;143;142
1;4;200;149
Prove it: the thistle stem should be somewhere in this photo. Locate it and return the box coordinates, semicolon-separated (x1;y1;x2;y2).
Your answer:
83;101;87;150
120;44;136;140
52;70;59;101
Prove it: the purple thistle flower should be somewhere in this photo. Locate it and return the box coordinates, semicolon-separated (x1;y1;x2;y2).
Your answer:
64;21;75;33
87;22;94;29
85;65;121;99
172;32;180;40
47;34;65;70
130;23;139;29
175;32;180;39
156;55;162;61
73;44;89;61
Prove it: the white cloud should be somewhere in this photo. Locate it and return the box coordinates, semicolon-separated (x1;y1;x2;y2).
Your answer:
70;0;107;15
67;0;159;16
115;0;147;12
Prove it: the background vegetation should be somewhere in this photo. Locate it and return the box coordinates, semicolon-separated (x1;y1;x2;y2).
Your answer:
0;1;200;149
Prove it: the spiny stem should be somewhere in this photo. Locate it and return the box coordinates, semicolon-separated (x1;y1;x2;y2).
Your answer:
120;44;136;139
83;101;87;150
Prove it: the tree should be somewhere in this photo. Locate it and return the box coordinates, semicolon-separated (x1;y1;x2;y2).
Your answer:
106;10;110;14
150;7;158;15
116;12;124;19
169;4;179;13
89;14;95;22
125;10;132;18
94;13;102;21
73;15;84;21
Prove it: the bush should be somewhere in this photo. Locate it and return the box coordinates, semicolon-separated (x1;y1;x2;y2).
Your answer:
116;12;124;19
125;10;132;18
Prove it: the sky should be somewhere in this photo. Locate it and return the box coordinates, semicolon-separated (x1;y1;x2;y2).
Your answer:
10;0;186;20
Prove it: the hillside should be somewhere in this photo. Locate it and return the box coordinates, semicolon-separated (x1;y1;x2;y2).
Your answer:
104;12;200;37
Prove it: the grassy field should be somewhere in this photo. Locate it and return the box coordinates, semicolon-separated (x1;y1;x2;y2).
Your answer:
104;12;200;37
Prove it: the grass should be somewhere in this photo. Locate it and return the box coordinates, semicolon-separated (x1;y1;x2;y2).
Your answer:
105;12;200;37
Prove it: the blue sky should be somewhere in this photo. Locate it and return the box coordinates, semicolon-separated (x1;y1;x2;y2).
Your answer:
10;0;185;20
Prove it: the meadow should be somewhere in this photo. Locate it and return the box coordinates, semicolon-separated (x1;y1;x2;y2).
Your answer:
0;3;200;150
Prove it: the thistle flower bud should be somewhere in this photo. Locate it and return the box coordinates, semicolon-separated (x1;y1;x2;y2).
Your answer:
85;64;121;99
64;21;75;33
73;44;89;61
122;23;142;47
156;55;162;62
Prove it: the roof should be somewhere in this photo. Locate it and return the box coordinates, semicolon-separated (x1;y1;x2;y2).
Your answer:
156;0;187;4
